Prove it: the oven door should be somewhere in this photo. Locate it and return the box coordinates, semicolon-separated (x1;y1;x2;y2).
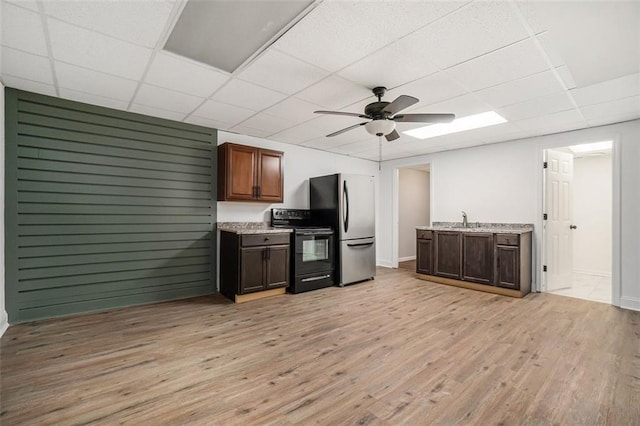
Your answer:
295;231;334;276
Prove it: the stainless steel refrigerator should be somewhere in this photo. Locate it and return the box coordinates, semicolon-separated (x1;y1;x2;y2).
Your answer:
310;174;375;286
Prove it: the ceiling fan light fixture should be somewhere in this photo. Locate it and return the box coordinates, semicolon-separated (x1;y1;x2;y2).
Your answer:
365;119;396;137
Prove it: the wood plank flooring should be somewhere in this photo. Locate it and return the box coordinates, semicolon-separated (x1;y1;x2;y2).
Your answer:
1;266;639;425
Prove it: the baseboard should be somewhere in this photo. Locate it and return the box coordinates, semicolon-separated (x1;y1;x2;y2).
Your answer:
0;310;8;338
573;268;612;277
377;259;394;268
398;256;416;262
620;296;640;311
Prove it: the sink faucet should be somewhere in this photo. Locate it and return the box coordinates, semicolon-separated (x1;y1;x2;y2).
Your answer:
462;211;468;228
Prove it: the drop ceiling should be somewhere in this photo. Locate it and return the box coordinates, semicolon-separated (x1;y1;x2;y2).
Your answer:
1;0;638;161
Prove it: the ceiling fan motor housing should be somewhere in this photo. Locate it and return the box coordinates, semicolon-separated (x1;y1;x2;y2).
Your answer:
365;101;391;119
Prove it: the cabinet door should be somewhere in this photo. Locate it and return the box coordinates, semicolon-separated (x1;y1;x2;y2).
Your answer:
265;245;289;289
240;247;266;294
434;232;462;279
463;233;494;284
257;149;284;202
496;245;519;289
416;239;433;275
227;144;258;200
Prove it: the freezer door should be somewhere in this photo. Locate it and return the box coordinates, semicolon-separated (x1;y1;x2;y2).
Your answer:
340;237;376;285
339;174;375;240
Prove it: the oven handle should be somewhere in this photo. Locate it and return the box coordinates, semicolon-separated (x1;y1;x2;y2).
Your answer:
298;232;334;236
301;274;331;282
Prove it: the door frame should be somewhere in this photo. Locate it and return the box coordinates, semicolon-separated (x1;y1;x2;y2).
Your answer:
392;160;434;268
538;136;621;306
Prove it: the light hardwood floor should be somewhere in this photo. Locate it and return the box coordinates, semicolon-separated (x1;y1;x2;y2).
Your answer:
1;266;639;425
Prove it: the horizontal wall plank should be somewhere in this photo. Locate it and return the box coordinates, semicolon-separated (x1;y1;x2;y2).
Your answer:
18;272;212;302
18;100;214;145
18;146;211;175
19;263;211;291
16;285;213;323
18;203;212;216
18;169;211;192
18;192;213;207
19;239;211;258
18;181;210;200
18;214;211;225
18;133;211;167
18;223;212;236
19;232;211;247
18;158;212;183
18;255;211;280
19;247;211;269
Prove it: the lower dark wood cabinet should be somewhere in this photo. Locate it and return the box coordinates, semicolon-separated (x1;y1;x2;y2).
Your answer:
434;231;462;279
463;233;494;284
220;231;290;301
416;238;433;275
495;245;519;289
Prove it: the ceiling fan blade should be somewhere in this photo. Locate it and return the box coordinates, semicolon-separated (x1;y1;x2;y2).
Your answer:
382;95;419;115
385;130;400;142
326;122;368;137
315;110;369;119
393;113;455;123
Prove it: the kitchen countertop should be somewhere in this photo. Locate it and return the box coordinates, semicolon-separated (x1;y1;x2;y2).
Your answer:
217;222;293;235
417;221;533;234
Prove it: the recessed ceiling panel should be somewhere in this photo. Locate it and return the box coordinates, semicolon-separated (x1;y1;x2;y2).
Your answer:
164;0;315;73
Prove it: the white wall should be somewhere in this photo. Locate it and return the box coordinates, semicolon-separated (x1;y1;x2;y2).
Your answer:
378;119;640;311
216;131;379;223
0;82;7;336
573;154;612;276
398;168;429;260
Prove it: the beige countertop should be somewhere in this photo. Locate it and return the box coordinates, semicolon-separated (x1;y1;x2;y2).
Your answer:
217;222;293;235
417;222;533;234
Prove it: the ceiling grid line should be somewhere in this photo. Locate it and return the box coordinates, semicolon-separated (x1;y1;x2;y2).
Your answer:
36;0;59;97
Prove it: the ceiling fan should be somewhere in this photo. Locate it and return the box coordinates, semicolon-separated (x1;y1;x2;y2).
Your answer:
314;86;455;141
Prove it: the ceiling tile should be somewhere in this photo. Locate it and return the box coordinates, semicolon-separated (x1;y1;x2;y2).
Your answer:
445;38;549;91
1;47;53;84
388;72;468;110
134;84;204;114
228;124;272;139
145;52;229;97
237;49;328;95
269;122;325;144
475;70;565;108
184;115;233;131
236;112;295;135
262;97;323;123
191;99;256;127
1;3;48;55
47;18;152;80
570;73;640;107
0;74;56;96
535;32;566;67
497;91;574;121
295;76;371;109
5;0;39;12
412;93;493;119
42;1;174;48
514;108;585;132
419;1;530;69
59;88;129;110
585;111;640;128
302;132;371;150
337;33;440;90
580;96;640;122
555;65;576;90
211;79;287;112
129;103;187;122
55;61;137;101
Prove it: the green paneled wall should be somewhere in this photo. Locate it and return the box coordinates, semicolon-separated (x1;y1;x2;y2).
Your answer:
4;89;217;323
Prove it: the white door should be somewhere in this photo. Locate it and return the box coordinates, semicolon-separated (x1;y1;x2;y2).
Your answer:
544;149;574;291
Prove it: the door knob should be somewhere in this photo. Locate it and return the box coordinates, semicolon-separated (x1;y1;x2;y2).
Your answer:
569;225;577;230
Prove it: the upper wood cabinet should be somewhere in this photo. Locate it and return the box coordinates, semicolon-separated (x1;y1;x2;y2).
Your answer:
218;142;284;202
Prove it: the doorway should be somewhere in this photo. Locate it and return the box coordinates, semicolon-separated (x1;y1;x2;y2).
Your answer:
542;141;613;303
395;164;431;270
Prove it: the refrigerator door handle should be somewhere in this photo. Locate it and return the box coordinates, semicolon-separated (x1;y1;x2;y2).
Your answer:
346;241;374;247
343;180;349;233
